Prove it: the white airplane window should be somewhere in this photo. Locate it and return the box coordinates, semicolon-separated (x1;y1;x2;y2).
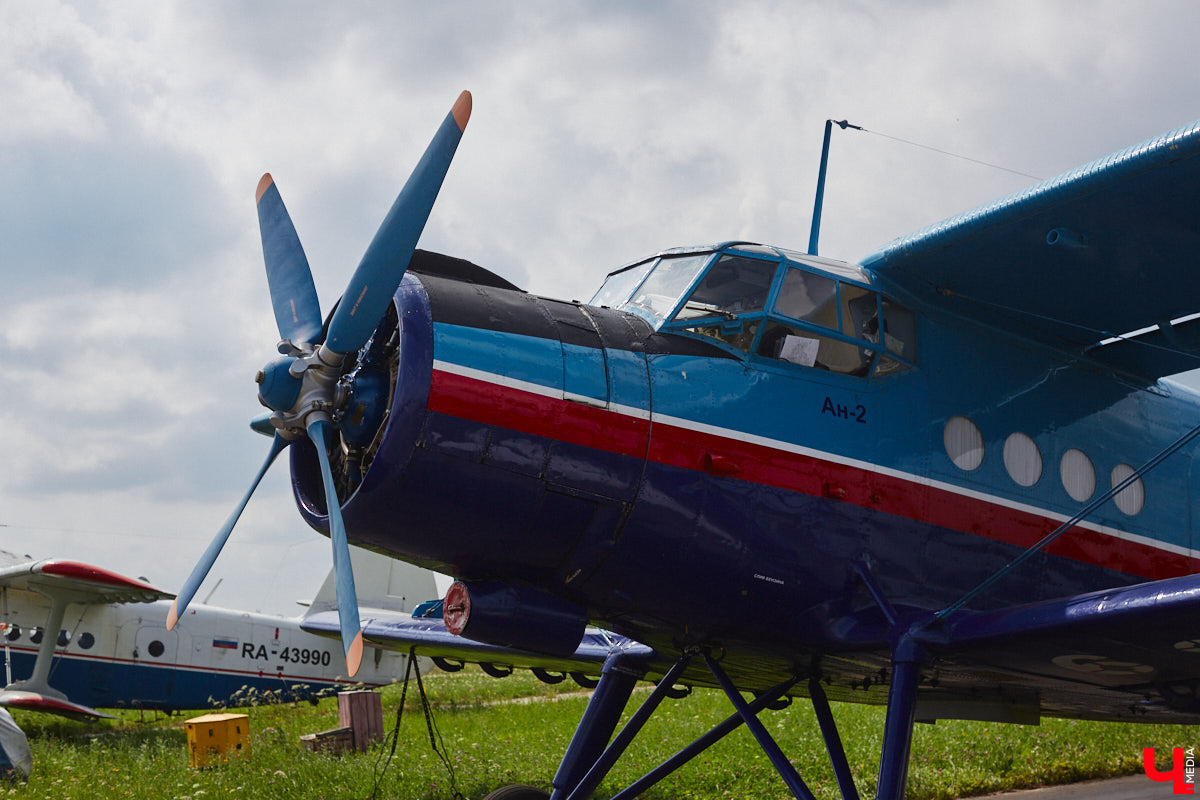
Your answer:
1060;448;1096;502
77;632;95;650
674;255;778;321
775;268;838;330
626;253;710;320
944;416;984;471
1003;432;1043;486
1110;463;1146;515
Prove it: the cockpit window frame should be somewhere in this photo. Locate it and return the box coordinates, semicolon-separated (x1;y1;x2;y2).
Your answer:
593;244;916;378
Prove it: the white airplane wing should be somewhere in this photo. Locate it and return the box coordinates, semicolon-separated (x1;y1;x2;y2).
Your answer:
0;559;172;605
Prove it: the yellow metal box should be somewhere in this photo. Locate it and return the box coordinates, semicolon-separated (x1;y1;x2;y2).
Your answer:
185;713;250;768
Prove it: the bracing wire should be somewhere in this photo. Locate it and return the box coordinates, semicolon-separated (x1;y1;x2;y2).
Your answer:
846;124;1043;181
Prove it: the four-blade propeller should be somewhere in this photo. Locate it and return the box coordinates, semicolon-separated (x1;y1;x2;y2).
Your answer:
167;91;473;677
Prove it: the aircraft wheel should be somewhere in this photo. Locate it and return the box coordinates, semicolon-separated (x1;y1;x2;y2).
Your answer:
432;656;464;672
570;672;599;688
531;668;566;684
480;661;514;678
481;785;549;800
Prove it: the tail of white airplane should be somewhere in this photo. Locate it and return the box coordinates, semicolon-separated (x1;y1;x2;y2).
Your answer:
302;546;439;620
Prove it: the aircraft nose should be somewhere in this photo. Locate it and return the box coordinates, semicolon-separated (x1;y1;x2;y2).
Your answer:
290;276;435;529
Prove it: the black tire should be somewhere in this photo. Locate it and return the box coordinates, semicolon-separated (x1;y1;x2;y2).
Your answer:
481;785;550;800
480;662;514;678
531;668;567;684
570;672;599;688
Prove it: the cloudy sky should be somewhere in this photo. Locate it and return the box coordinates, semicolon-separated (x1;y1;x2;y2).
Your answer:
4;1;1200;616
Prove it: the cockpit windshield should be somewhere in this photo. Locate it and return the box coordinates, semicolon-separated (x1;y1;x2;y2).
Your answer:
623;254;710;320
590;244;916;378
590;260;654;308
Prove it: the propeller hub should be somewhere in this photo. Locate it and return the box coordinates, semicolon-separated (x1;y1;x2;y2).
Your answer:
257;356;303;413
256;345;347;439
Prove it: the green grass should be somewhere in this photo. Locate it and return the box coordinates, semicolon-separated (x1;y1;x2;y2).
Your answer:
3;666;1191;799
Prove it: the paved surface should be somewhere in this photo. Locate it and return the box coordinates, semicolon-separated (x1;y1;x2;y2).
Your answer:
967;774;1167;799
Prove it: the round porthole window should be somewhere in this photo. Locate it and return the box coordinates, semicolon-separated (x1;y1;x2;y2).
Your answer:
1003;432;1042;487
57;630;70;647
147;640;165;658
77;632;95;650
29;627;43;645
1110;463;1145;515
1060;448;1096;502
5;626;18;642
944;416;984;471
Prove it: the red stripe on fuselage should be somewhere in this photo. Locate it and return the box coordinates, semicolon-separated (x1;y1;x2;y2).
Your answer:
428;367;1189;581
429;368;650;457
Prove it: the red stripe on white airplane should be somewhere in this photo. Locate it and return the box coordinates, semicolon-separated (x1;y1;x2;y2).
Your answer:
40;561;164;593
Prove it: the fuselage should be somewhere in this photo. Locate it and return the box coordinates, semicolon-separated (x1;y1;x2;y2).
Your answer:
2;595;411;711
294;244;1199;682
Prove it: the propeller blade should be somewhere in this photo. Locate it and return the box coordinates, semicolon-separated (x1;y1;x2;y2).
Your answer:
256;174;323;346
167;433;291;630
325;90;472;355
249;412;275;437
307;419;364;677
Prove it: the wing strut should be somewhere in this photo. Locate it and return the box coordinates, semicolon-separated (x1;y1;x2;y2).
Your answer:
9;595;68;698
936;419;1200;620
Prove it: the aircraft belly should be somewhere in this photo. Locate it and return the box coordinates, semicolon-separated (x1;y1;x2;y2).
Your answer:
579;461;1140;654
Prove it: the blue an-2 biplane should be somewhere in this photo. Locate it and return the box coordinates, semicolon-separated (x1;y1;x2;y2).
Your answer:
170;91;1200;799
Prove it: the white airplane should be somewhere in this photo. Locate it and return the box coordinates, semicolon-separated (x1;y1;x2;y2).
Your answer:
0;547;435;719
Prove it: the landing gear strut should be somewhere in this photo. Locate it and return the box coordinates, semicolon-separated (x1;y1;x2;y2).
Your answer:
485;631;928;800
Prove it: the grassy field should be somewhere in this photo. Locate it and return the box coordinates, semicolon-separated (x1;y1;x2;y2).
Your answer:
3;665;1189;799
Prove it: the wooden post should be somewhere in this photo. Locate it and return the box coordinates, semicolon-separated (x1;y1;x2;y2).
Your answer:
338;690;383;752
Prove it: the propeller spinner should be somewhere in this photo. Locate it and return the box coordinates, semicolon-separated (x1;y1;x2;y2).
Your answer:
167;91;473;677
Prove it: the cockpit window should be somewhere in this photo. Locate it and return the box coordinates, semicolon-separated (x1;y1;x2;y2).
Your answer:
775;268;837;330
590;260;654;308
626;254;710;320
673;255;777;321
844;286;878;340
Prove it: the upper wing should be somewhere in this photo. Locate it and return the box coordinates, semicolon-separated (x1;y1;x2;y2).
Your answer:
862;120;1200;380
914;572;1200;723
0;559;172;605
